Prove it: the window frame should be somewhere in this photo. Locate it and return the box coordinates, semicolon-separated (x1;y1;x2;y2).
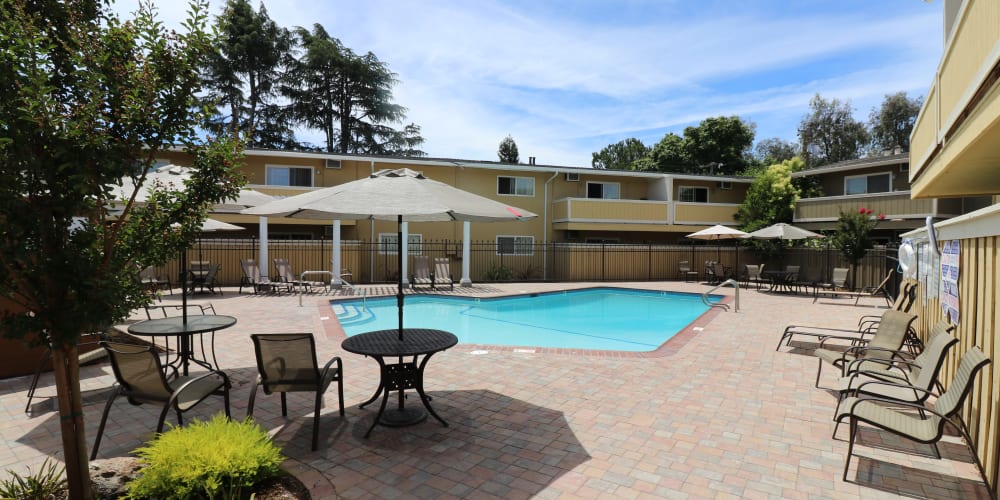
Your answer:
586;181;621;200
378;233;423;255
265;164;315;187
844;172;892;195
677;185;709;203
496;235;534;256
497;175;535;197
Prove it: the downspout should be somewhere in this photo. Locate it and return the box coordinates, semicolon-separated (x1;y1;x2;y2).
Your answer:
543;171;559;280
369;159;376;283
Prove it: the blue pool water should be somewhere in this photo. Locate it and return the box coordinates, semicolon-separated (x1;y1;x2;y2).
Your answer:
332;287;721;352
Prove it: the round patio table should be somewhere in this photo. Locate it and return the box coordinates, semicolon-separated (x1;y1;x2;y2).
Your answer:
341;328;458;438
127;314;236;376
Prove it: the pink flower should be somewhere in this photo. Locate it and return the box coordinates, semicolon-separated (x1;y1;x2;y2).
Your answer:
858;207;866;214
877;214;886;220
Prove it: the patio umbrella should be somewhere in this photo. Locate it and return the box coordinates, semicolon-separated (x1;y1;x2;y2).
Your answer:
243;168;538;340
686;224;748;261
743;222;823;241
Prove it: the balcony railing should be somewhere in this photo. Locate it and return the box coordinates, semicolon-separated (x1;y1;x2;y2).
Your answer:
552;198;670;225
794;191;937;222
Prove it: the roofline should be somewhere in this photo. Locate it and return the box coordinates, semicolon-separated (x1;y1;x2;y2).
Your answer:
791;153;910;178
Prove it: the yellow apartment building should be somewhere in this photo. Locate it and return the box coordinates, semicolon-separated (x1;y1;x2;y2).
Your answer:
905;0;1000;494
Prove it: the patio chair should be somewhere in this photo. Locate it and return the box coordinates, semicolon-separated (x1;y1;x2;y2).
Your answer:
239;259;289;294
777;279;918;350
813;267;850;299
784;265;802;293
678;260;699;282
433;257;454;290
274;258;325;293
831;321;958;436
812;310;918;388
247;333;344;451
837;347;990;483
712;262;730;284
742;264;763;289
91;341;231;459
835;269;897;307
139;265;172;299
411;255;433;289
703;261;716;283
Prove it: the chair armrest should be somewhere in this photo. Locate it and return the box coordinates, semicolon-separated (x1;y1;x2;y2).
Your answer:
845;369;911;391
850;378;934;399
167;369;230;407
321;356;342;375
818;334;870;349
847;356;920;374
842;394;946;422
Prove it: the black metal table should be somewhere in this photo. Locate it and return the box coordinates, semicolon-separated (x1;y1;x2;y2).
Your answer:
127;315;236;376
763;270;797;294
341;328;458;437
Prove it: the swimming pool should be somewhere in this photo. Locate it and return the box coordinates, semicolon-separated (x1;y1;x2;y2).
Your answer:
332;287;722;352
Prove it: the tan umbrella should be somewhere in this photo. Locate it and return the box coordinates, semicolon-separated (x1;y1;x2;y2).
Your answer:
744;222;823;240
244;168;537;339
686;224;749;276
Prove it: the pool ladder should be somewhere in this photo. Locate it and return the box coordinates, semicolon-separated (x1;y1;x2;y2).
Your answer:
702;279;739;312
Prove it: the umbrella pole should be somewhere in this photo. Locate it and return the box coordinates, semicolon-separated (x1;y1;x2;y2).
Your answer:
396;215;404;340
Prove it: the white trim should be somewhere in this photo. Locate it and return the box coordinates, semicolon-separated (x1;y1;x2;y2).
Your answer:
265;164;315;187
674;201;740;208
796;190;912;203
843;171;892;195
677;185;709;203
496;235;535;256
903;203;1000;241
789;155;909;177
377;232;423;255
497;175;535;197
585;181;621;200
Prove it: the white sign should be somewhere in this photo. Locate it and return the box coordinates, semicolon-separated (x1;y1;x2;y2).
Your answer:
939;240;960;324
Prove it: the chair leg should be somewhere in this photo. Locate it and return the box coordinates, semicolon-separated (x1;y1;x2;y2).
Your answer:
90;388;120;460
25;347;53;414
337;376;345;416
280;392;288;417
843;416;858;482
815;358;824;388
246;381;259;418
312;391;322;451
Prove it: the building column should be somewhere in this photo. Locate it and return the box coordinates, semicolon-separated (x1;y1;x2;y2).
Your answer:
258;216;269;278
461;221;472;286
401;221;409;286
331;220;342;287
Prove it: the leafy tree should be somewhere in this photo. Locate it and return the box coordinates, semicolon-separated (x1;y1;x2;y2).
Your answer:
591;138;650;169
0;1;244;497
753;137;799;167
200;0;295;148
644;132;690;172
498;135;520;163
831;207;885;288
683;116;755;175
869;91;923;154
735;158;806;258
798;94;870;167
283;24;421;155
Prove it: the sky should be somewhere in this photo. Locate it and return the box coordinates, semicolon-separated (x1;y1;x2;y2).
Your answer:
112;0;944;168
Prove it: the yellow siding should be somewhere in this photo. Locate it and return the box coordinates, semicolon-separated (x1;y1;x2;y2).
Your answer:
794;192;936;221
555;198;669;223
673;203;740;224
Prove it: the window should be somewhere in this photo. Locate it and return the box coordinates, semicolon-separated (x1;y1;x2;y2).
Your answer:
586;182;620;199
845;172;891;195
266;165;314;187
378;233;423;255
678;186;709;203
497;236;534;255
497;176;534;196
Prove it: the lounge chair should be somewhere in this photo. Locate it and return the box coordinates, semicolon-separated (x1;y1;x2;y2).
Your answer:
433;257;454;290
91;341;230;459
830;321;958;436
274;258;326;292
411;255;433;289
817;269;896;306
247;333;344;451
812;267;850;299
678;260;699;282
239;258;290;294
139;265;172;298
837;347;990;484
811;310;918;388
777;279;918;350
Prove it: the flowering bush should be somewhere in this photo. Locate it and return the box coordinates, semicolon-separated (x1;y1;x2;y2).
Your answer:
832;207;885;286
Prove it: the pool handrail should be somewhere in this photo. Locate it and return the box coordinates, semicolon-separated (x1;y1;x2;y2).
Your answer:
703;279;739;312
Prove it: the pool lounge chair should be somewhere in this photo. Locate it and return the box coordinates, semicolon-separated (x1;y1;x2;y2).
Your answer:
812;267;850;299
411;255;433;289
777;279;918;350
274;258;326;292
433;257;454;290
240;259;290;294
812;310;918;388
815;269;896;306
837;347;990;484
678;260;699;282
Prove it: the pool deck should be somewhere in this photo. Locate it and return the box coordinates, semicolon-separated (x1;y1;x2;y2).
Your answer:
0;281;991;498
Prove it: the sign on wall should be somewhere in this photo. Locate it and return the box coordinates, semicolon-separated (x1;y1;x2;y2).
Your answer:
939;240;960;324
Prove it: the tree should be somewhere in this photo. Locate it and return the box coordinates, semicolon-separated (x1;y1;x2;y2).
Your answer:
735;158;806;258
869;91;923;154
831;207;885;288
283;24;422;155
682;116;755;175
498;135;520;163
591;138;650;170
644;132;690;172
753;137;799;166
200;0;295;148
798;94;869;167
0;1;244;497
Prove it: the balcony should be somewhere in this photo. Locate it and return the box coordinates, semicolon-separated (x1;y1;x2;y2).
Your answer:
551;198;741;231
909;0;1000;198
793;191;956;224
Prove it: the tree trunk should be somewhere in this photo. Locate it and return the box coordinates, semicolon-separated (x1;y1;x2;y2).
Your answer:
52;345;94;500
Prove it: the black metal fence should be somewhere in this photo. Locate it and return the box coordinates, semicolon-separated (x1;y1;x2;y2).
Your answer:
148;238;895;292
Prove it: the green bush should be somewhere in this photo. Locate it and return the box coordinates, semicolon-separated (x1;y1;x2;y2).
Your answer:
127;414;283;500
483;262;513;281
0;459;66;500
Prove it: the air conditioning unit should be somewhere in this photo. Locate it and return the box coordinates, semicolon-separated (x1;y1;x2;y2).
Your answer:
325;159;341;169
717;181;733;190
565;172;580;182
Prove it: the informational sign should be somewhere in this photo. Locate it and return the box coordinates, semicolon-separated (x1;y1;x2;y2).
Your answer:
939;240;960;324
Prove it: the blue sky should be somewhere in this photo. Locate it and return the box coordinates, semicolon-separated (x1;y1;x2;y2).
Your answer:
114;0;944;167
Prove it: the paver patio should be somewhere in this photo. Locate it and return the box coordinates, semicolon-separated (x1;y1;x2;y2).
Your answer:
0;281;991;498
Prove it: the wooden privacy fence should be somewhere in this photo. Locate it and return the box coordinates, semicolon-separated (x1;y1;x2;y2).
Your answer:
142;238;893;290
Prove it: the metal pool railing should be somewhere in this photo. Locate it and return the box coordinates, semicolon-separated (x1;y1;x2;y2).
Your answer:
702;279;739;312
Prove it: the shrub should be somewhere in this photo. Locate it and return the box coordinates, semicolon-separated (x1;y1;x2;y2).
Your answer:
127;414;283;500
0;459;66;500
483;262;513;281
